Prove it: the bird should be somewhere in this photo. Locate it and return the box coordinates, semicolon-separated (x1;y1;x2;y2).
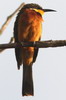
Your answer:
14;3;56;96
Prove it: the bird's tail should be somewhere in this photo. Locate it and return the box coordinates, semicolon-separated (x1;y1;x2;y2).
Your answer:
22;64;34;96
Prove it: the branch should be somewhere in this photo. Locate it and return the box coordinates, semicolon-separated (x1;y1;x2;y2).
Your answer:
0;40;66;50
0;37;14;52
0;2;25;34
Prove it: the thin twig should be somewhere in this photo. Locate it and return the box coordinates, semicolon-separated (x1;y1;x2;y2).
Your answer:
0;2;25;34
0;40;66;51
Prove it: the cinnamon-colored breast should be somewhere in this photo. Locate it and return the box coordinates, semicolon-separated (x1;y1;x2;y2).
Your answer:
18;9;43;42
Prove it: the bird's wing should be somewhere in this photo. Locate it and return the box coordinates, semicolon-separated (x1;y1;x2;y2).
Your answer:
33;48;39;63
14;15;23;69
33;38;41;63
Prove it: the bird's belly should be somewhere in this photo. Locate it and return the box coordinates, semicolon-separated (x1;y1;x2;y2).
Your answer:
18;21;42;65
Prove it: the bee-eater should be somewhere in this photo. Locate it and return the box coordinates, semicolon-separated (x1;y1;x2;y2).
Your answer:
14;3;56;96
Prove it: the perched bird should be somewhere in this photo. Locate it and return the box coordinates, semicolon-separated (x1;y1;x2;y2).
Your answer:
14;3;56;96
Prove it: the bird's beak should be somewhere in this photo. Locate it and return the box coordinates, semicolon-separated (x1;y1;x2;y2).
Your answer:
43;9;56;12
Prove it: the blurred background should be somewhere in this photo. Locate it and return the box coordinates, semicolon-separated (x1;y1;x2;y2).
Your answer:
0;0;66;100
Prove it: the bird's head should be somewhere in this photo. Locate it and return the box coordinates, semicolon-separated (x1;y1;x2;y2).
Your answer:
22;3;56;16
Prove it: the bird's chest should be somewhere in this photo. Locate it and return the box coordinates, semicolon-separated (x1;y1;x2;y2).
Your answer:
18;11;42;41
